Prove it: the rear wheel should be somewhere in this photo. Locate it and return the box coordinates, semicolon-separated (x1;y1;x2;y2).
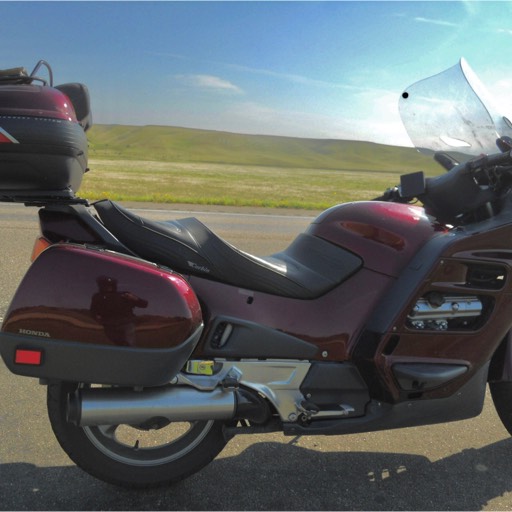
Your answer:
47;382;229;488
490;381;512;436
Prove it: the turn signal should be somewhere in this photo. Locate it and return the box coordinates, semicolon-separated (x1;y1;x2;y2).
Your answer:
31;237;52;262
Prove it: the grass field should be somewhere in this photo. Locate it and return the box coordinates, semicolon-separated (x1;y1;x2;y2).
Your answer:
83;124;443;209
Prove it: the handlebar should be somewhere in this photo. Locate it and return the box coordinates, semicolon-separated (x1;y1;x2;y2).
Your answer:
464;149;512;171
375;149;512;224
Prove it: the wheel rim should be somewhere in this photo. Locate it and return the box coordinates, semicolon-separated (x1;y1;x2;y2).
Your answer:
83;420;215;466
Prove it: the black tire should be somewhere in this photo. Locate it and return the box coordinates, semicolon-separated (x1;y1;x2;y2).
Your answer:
47;382;229;488
490;381;512;436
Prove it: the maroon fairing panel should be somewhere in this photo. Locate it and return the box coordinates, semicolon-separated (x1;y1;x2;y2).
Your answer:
192;201;442;362
372;222;512;401
308;201;446;276
191;268;395;362
191;202;443;362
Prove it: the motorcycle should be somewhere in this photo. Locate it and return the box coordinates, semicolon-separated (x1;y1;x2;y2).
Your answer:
2;58;512;489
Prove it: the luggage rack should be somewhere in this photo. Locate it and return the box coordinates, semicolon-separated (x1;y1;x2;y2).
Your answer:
0;60;54;86
23;197;90;207
0;190;89;207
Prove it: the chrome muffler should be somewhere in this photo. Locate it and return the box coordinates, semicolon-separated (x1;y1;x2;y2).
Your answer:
67;386;237;426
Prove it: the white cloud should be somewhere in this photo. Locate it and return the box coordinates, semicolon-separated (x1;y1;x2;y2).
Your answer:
176;74;243;94
414;17;458;27
160;51;360;92
225;63;361;91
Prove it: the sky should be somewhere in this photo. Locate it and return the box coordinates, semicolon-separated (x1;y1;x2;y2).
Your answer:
1;1;512;146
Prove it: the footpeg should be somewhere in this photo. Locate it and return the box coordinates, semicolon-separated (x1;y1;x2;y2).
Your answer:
300;399;320;414
297;399;356;421
296;399;321;421
222;367;242;390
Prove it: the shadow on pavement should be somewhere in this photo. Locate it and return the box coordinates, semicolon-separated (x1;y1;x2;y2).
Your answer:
1;438;511;511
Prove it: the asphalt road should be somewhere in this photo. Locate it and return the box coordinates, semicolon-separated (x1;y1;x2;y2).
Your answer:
1;202;512;511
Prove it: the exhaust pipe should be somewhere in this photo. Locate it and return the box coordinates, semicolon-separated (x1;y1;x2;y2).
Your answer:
67;385;270;427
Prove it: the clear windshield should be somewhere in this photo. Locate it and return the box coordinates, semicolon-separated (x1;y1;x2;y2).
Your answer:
399;58;512;163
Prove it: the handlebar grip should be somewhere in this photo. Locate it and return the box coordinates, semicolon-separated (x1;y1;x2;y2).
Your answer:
466;150;512;171
372;187;400;202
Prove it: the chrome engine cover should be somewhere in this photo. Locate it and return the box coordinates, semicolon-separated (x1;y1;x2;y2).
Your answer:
407;294;483;331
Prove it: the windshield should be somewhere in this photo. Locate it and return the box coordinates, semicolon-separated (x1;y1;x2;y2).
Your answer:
399;58;512;163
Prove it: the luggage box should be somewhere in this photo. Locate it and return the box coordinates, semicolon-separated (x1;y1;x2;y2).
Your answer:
0;245;203;386
0;73;90;202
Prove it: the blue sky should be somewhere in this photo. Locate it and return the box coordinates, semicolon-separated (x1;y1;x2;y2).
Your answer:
1;1;512;146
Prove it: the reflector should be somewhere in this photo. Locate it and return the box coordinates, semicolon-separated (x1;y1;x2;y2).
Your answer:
31;237;52;262
15;349;42;365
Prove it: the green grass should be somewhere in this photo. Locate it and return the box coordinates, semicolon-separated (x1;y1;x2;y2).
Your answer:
83;124;444;209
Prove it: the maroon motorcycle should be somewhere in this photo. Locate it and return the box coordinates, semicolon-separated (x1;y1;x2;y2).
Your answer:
2;58;512;488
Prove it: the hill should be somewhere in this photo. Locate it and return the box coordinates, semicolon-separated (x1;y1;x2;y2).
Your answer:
87;124;440;174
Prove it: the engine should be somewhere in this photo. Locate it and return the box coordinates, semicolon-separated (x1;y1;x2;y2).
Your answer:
407;292;483;331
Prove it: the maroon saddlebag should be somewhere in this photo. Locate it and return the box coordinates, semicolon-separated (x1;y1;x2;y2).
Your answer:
0;244;203;386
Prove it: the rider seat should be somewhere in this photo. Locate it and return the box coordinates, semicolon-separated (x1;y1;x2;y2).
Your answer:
93;200;362;300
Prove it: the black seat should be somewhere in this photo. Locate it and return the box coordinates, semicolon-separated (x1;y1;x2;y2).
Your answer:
93;200;362;300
